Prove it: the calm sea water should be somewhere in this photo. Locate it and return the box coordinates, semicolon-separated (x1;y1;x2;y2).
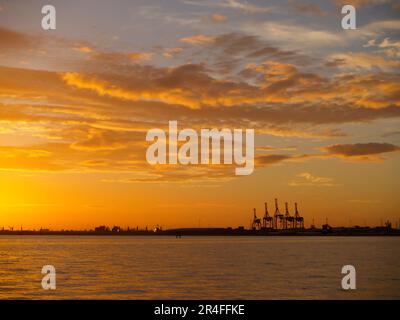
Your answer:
0;236;399;299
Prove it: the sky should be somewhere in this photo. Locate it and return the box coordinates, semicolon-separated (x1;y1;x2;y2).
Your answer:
0;0;399;230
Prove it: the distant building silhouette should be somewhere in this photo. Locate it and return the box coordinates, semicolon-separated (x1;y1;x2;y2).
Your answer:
95;226;110;232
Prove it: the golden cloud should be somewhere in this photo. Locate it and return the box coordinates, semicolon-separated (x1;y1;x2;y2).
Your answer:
211;14;228;22
1;26;399;181
73;46;93;53
180;34;216;44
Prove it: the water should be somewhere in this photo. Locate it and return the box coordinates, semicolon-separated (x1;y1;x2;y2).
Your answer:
0;236;399;299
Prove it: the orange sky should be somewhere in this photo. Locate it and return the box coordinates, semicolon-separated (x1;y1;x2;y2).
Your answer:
0;0;399;230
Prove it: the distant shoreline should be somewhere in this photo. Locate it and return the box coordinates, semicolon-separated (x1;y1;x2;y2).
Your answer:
1;227;399;237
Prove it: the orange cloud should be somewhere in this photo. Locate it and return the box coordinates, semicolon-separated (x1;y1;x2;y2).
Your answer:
88;51;153;63
180;34;216;44
211;14;228;22
73;46;92;53
332;0;395;8
162;47;183;59
0;27;36;50
128;52;153;61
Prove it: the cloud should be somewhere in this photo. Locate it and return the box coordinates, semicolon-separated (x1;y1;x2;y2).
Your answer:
0;27;36;50
326;52;400;71
78;159;110;167
379;38;400;49
364;38;400;49
180;34;216;44
62;66;226;109
213;33;299;58
73;46;93;53
128;52;154;61
243;22;343;48
211;14;228;22
60;61;400;111
289;172;337;187
362;20;400;34
220;0;272;13
0;27;94;61
6;29;397;114
363;38;400;58
0;6;399;187
393;2;400;10
381;130;400;137
2;62;399;131
322;142;400;158
0;26;399;179
187;33;309;74
70;129;141;151
2;53;400;124
289;1;328;16
0;144;70;172
332;0;395;8
162;47;184;59
257;146;297;152
182;0;273;13
255;154;292;166
88;51;153;63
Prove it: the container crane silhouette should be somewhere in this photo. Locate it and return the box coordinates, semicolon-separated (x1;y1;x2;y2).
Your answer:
294;202;304;229
284;202;295;229
252;208;262;230
262;202;273;229
274;198;285;230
